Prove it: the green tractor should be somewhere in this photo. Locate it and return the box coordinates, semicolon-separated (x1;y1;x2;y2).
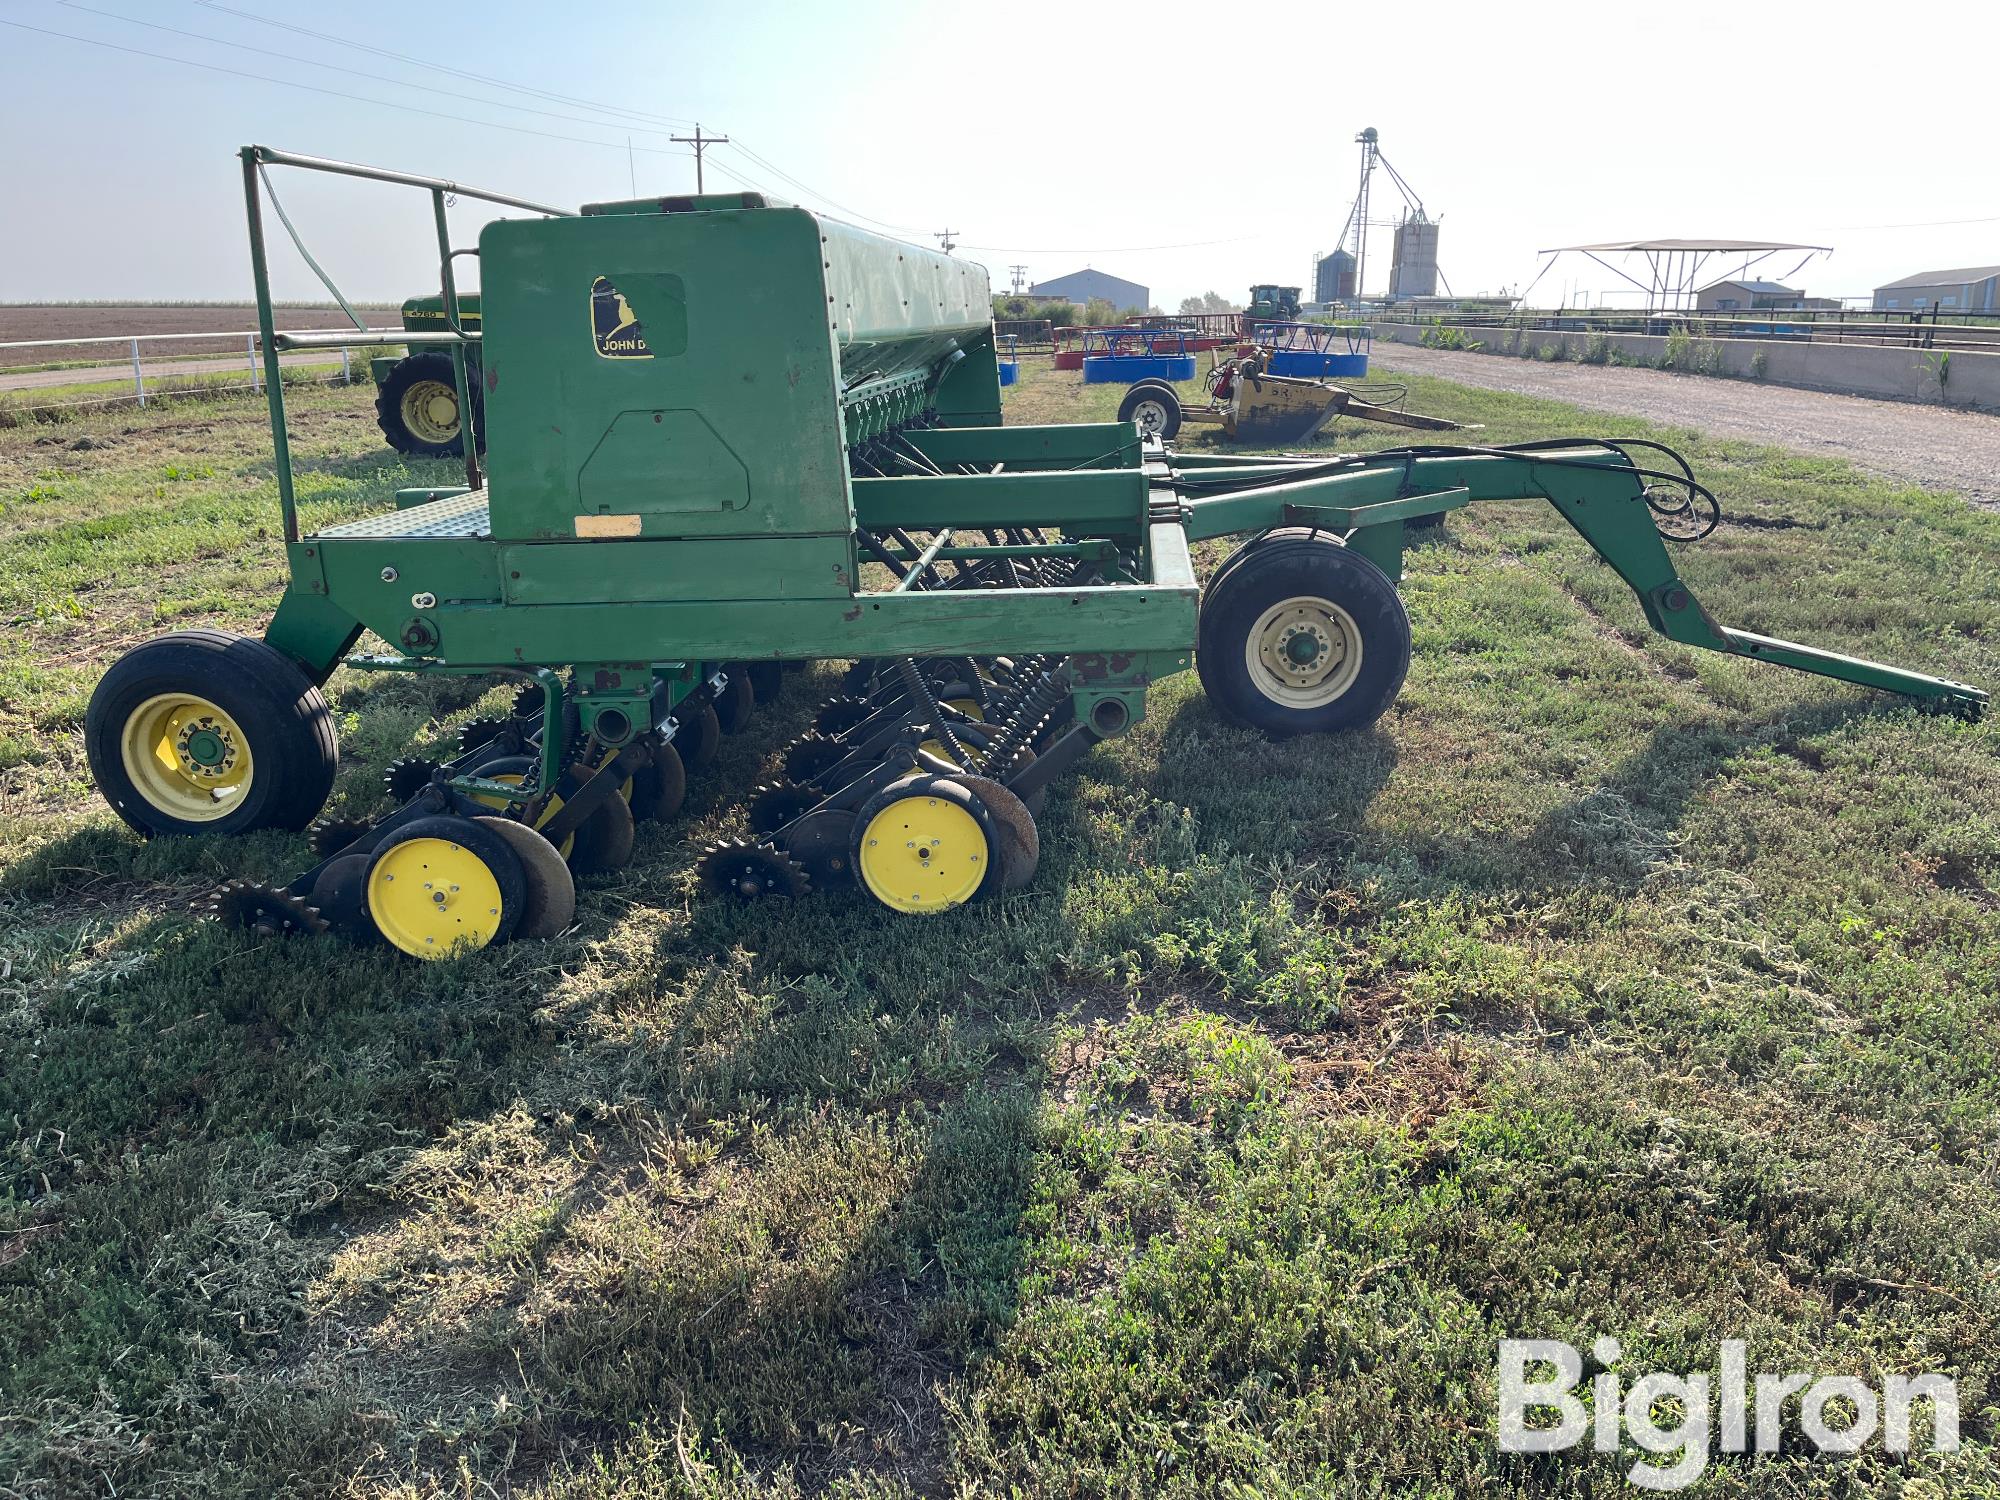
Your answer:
1247;284;1302;323
370;295;484;457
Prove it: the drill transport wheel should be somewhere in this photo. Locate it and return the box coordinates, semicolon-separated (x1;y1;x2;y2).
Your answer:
852;775;998;914
627;737;687;823
473;816;577;939
364;815;525;959
698;839;811;901
746;661;785;705
949;775;1040;891
1196;533;1412;737
86;630;338;837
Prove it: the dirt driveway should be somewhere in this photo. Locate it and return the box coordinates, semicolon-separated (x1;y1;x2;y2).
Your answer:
1373;342;2000;510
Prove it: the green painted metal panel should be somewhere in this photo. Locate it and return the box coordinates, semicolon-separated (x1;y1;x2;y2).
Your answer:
906;422;1143;471
417;581;1198;666
499;538;852;604
852;471;1147;532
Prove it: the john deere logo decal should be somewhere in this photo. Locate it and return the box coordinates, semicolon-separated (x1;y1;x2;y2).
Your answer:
591;277;652;359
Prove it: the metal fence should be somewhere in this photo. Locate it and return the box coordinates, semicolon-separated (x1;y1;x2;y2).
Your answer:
0;326;405;414
1374;305;2000;353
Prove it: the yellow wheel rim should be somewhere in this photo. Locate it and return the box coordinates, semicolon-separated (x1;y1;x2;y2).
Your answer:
857;791;989;913
118;693;254;822
366;836;504;958
472;773;574;859
400;380;460;445
943;697;985;721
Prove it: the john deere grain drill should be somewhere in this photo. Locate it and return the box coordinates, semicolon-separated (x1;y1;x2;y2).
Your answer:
83;146;1986;959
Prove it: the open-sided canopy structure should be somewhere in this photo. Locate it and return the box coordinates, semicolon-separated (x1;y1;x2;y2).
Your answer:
1527;238;1833;310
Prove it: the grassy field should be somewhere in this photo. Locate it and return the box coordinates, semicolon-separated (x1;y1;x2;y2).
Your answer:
3;361;1998;1497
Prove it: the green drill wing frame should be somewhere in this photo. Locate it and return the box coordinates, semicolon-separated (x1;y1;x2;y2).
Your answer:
80;144;1982;950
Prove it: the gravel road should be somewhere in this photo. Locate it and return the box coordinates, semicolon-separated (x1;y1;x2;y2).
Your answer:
1373;342;2000;510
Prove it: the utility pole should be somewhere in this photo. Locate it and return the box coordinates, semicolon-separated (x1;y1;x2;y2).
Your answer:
936;229;958;255
670;123;729;194
1009;263;1029;294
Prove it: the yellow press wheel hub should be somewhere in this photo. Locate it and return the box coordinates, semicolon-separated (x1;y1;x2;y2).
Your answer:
857;792;989;913
472;773;575;860
400;379;461;445
919;698;987;766
366;835;504;957
118;693;254;822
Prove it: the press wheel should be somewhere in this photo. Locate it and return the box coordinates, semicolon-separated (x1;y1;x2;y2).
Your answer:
473;816;577;939
363;815;525;959
852;775;998;914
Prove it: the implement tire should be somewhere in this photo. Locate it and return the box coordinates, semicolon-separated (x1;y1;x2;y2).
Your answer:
86;630;338;837
1117;381;1182;440
1196;534;1410;737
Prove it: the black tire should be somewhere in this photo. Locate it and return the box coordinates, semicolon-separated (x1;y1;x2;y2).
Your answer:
746;661;785;705
628;737;687;822
673;700;722;770
374;352;483;459
86;630;338;837
565;766;637;873
364;814;525;957
1117;381;1182;440
714;667;755;734
1196;534;1411;736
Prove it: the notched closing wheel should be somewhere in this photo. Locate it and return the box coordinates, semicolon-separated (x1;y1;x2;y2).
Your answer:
86;629;338;837
1117;380;1183;440
1196;533;1412;736
364;815;525;959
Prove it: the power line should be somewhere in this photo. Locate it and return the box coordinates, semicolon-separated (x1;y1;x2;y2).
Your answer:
190;0;697;131
936;229;959;255
57;1;691;139
717;140;927;234
0;18;698;160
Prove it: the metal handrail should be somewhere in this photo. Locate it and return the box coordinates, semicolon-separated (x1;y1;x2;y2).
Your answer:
240;144;573;540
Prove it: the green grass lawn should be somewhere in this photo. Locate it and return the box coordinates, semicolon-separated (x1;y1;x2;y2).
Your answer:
2;363;1998;1497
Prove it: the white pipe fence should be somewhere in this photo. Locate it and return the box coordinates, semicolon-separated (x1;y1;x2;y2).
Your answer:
0;326;403;412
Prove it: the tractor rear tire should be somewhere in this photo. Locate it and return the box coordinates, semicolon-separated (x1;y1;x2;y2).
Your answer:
1117;381;1182;440
375;352;484;459
86;630;338;837
1196;533;1410;737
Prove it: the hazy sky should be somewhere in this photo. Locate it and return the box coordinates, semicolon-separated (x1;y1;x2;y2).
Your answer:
2;0;1996;311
